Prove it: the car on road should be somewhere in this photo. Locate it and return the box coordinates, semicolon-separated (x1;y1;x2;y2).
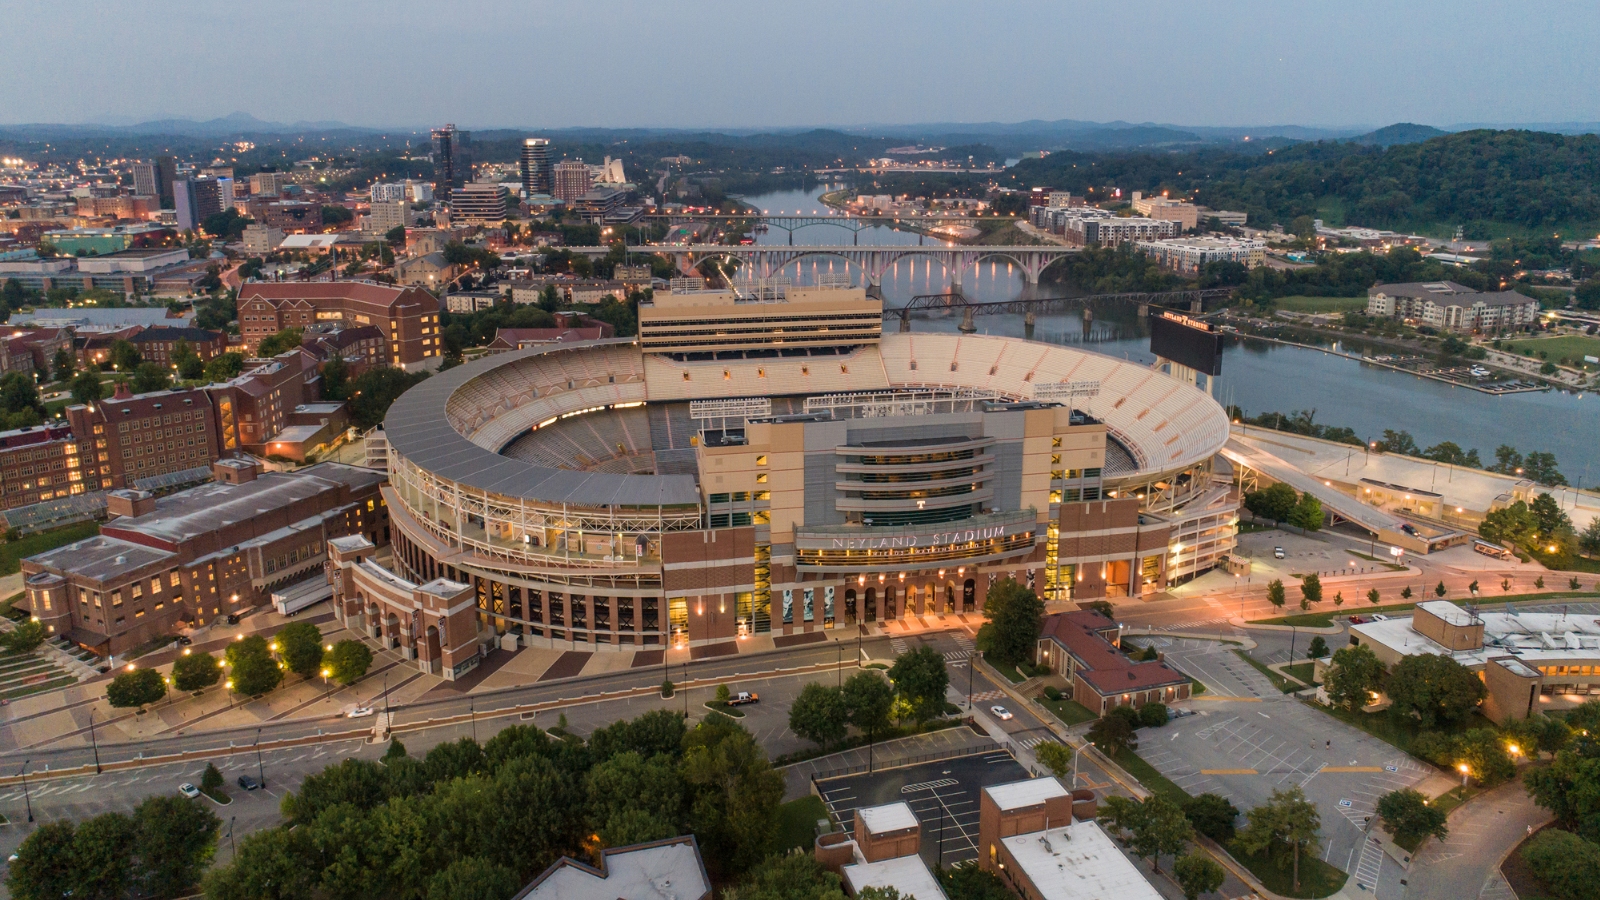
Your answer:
179;783;200;798
1371;614;1389;622
726;691;759;706
1273;546;1286;559
1348;615;1367;624
990;705;1014;721
175;635;192;646
237;774;262;791
346;705;375;718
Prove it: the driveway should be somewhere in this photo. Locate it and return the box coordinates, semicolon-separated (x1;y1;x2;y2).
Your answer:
1395;779;1549;900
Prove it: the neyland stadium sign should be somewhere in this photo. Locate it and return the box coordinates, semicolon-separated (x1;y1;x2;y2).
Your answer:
797;522;1030;551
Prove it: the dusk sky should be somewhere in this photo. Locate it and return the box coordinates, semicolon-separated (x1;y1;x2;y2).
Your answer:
4;0;1598;131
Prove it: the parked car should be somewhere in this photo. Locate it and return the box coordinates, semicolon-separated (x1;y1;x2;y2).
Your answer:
175;635;192;646
178;783;200;799
1348;615;1368;624
726;691;759;706
1273;547;1286;559
237;774;261;791
1171;708;1198;719
346;705;375;719
1371;614;1389;622
990;705;1014;721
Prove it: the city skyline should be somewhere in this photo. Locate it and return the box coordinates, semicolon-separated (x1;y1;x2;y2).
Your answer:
2;0;1598;131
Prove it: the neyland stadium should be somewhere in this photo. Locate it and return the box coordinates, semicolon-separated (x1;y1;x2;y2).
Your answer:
327;281;1238;678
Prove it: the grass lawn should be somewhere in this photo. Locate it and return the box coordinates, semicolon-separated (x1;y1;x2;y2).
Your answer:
772;795;828;853
1233;650;1299;693
1308;698;1487;757
0;521;101;576
1284;663;1317;684
1274;295;1368;314
1500;334;1600;369
1227;841;1349;899
1252;591;1599;627
0;592;22;620
1111;747;1190;805
1038;695;1097;726
992;660;1026;684
1428;783;1486;819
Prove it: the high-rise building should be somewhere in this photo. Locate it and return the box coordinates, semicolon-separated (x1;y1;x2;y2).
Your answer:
371;182;408;203
131;162;158;199
193;177;232;223
520;138;551;197
450;182;509;223
431;124;457;203
250;171;287;197
172;178;199;231
156;156;177;208
552;159;593;203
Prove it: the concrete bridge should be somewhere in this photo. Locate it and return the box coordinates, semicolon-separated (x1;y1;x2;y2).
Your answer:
642;212;1015;244
643;243;1081;289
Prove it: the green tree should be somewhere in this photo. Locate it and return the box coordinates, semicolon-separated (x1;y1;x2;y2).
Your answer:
1266;579;1286;609
1236;786;1321;893
939;864;1012;900
1520;829;1600;900
1243;482;1298;523
256;327;304;357
201;762;224;795
788;681;848;750
73;811;137;900
1;619;46;653
887;645;948;725
1386;653;1485;727
728;852;845;900
1306;636;1329;659
200;824;317;900
842;670;893;743
172;649;222;692
132;793;221;898
385;737;408;760
107;666;167;707
1480;500;1538;551
1174;853;1227;900
131;361;170;393
681;715;784;880
51;347;75;381
1367;587;1380;605
1375;788;1448;848
1088;712;1137;756
5;821;78;900
1434;580;1447;598
584;750;683;846
1580;518;1600;555
70;369;104;405
1299;572;1322;608
1288;492;1324;532
1401;586;1413;600
203;351;245;382
1034;741;1074;779
1100;794;1192;874
109;339;142;371
276;620;324;679
1323;644;1384;710
1183;793;1240;842
1453;728;1515;785
975;577;1044;667
327;639;373;684
321;353;350;400
1139;702;1170;727
225;634;283;696
425;856;520;900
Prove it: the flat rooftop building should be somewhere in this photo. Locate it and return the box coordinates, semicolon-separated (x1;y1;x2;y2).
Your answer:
638;281;882;354
512;835;709;900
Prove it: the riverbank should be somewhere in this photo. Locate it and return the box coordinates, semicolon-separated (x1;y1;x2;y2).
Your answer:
1229;332;1549;395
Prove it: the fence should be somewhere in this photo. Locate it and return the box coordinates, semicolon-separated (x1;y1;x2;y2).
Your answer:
807;740;1006;784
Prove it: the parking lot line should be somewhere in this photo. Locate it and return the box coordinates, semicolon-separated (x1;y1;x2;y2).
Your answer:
1322;766;1384;773
1201;768;1259;775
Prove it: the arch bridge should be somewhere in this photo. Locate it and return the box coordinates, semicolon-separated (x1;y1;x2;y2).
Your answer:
648;243;1081;289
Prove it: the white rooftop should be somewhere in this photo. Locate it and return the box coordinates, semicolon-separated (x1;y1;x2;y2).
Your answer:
1004;820;1164;900
1417;600;1476;626
518;838;708;900
1352;606;1600;668
858;801;919;835
841;854;949;900
985;775;1069;812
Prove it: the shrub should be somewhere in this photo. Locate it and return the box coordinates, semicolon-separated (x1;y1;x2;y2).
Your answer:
1138;702;1169;728
1521;829;1600;900
1043;685;1062;701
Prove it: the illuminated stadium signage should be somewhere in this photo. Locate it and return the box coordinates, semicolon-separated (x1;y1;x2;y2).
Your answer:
1149;309;1224;377
829;523;1013;550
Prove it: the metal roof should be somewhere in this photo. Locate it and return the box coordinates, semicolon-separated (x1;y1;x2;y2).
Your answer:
383;340;701;509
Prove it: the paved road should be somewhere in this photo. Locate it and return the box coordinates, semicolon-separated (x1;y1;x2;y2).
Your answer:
1394;779;1549;900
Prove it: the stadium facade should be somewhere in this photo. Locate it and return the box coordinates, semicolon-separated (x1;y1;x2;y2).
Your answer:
331;283;1237;678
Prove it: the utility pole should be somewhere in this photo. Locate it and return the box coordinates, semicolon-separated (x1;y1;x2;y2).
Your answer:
18;760;32;823
89;709;102;774
255;728;266;789
470;698;478;744
227;816;236;859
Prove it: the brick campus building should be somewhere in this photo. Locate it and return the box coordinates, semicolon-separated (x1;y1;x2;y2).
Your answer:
333;281;1238;680
236;281;444;370
21;458;386;655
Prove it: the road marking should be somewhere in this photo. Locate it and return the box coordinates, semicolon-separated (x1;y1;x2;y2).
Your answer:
1257;712;1271;718
1200;768;1258;775
1322;766;1384;773
1191;695;1262;702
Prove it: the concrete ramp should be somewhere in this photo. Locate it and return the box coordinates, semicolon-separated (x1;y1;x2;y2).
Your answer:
1222;437;1405;535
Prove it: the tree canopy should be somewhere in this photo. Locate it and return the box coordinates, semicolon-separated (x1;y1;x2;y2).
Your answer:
975;577;1044;667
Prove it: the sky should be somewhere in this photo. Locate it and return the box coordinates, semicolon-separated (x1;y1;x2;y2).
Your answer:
3;0;1598;131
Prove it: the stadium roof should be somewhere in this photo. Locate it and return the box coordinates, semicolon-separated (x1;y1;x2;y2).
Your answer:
383;340;701;509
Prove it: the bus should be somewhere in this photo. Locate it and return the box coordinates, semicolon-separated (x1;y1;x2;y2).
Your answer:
1472;539;1514;560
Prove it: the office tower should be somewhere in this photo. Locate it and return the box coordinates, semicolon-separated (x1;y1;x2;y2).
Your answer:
520;138;551;197
552;159;593;203
132;162;158;198
193;177;232;222
173;178;199;231
431;124;457;203
156;156;178;208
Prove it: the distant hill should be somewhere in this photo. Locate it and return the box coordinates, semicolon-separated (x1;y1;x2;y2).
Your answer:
1350;123;1450;147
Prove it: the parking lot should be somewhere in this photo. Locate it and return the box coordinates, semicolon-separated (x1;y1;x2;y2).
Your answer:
815;752;1030;867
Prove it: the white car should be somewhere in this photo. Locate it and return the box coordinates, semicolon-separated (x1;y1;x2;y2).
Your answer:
990;705;1014;721
178;783;200;799
345;705;375;718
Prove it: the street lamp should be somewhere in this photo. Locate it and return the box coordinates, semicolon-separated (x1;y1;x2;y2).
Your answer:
1458;762;1469;788
255;728;266;789
89;709;102;774
18;759;33;823
321;667;332;699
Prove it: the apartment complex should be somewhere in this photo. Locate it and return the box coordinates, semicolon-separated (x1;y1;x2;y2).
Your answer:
64;383;222;489
1136;237;1267;274
1366;281;1541;333
128;326;228;365
1028;206;1180;247
236;281;443;369
552;159;593;203
0;423;92;507
21;459;387;655
520;138;552;197
1130;191;1199;230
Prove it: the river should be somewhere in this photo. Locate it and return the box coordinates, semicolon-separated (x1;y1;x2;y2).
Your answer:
737;186;1600;477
